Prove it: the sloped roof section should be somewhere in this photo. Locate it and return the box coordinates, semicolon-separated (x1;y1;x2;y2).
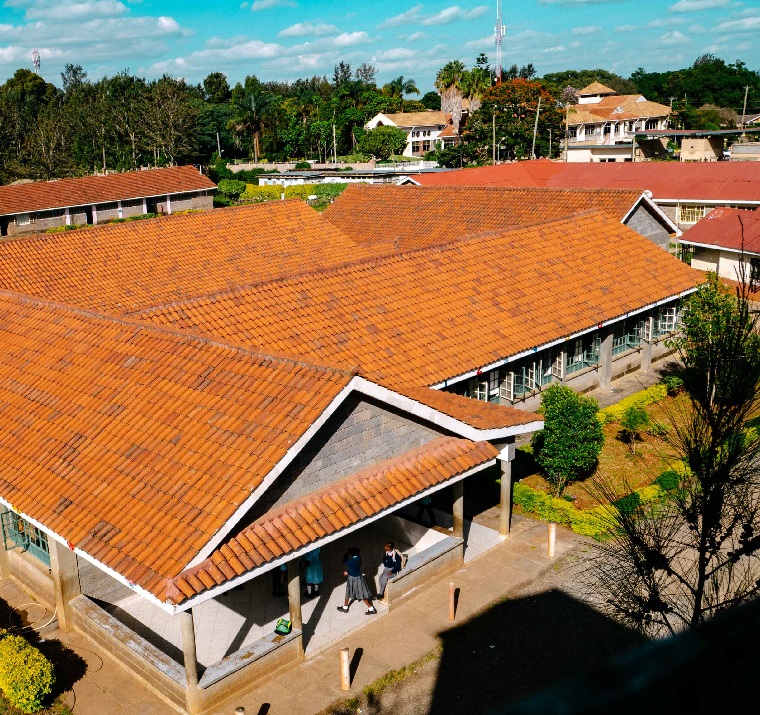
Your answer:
322;184;645;249
134;212;701;388
0;290;354;600
578;82;617;95
377;111;450;127
167;437;498;604
680;207;760;253
0;200;376;315
0;166;216;216
411;160;760;202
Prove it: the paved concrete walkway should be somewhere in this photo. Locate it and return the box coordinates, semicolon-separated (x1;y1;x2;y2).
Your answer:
0;515;579;715
586;358;680;410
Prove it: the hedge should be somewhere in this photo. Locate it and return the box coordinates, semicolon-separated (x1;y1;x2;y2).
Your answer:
239;183;349;204
0;630;55;713
598;383;668;424
512;475;676;540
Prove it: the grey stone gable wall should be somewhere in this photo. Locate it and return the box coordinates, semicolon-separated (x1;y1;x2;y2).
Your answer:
249;395;444;519
624;203;671;248
77;555;133;603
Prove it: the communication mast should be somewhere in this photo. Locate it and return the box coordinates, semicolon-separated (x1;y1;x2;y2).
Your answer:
494;0;505;83
32;49;40;74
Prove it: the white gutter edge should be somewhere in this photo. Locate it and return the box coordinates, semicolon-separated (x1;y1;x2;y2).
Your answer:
429;288;698;390
0;495;175;615
172;459;495;613
676;239;760;258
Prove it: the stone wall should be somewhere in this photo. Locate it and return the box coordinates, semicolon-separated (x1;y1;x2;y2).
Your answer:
625;204;671;248
251;395;442;519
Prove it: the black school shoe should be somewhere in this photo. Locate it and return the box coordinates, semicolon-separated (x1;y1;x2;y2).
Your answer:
337;605;349;613
365;607;377;615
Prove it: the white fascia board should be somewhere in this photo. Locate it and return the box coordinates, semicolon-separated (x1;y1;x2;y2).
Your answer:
656;199;760;207
622;193;681;237
429;289;697;390
185;379;359;569
173;459;494;613
677;239;760;258
352;377;543;440
0;494;175;615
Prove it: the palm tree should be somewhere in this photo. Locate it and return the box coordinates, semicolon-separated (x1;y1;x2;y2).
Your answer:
227;79;275;163
435;61;466;133
383;76;420;112
461;66;491;113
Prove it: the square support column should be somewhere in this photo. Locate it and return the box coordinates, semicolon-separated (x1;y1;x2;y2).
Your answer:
181;609;202;714
50;540;81;631
599;327;614;389
0;533;9;581
641;318;654;373
452;481;464;539
287;559;302;630
498;442;515;539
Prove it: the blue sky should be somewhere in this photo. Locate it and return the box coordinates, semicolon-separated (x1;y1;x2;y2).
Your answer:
0;0;757;91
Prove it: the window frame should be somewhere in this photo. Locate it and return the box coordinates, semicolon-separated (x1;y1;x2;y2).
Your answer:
1;512;50;567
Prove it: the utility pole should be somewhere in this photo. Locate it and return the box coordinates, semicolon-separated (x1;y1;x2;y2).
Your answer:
332;108;337;164
549;129;552;157
741;85;750;128
492;112;496;164
494;0;505;84
564;102;569;162
530;96;541;160
216;131;222;158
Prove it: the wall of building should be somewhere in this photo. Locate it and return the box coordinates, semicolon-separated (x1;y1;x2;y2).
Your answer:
567;146;634;163
680;137;723;162
6;550;55;606
625;204;671;248
251;395;442;519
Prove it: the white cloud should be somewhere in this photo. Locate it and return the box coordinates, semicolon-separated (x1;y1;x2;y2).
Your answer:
332;31;371;46
375;47;418;61
540;0;625;5
278;21;338;38
646;17;685;27
5;0;128;21
251;0;296;11
463;34;494;50
615;24;638;31
404;31;428;41
377;5;424;29
670;0;730;12
655;30;689;45
714;14;760;32
421;5;489;25
543;44;567;53
572;25;601;35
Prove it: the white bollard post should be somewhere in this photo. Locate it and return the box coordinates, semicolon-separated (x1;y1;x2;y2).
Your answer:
340;647;351;690
548;522;557;558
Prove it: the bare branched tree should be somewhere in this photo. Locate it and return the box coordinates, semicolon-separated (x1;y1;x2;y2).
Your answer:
589;260;760;637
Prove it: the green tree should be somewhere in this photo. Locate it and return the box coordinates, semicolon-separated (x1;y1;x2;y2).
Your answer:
461;66;491;112
382;76;420;112
435;60;466;132
228;75;275;162
356;125;407;160
532;384;604;497
421;91;441;110
591;273;760;636
543;68;639;95
620;406;650;455
202;72;231;104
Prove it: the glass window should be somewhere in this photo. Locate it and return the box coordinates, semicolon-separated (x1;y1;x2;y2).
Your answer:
36;208;65;220
750;257;760;285
1;512;50;567
679;205;705;224
566;335;601;374
612;319;643;356
654;306;678;337
15;213;34;226
411;141;420;154
468;377;488;401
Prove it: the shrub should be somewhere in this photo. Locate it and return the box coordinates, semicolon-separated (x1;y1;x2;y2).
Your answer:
294;161;311;170
0;632;55;713
613;491;641;515
662;375;684;396
655;470;680;491
598;383;668;424
216;178;247;200
125;213;158;221
620;406;650;454
648;420;669;438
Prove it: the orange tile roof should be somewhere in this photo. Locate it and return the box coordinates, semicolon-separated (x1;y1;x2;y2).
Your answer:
322;184;646;250
0;290;355;599
411;159;760;203
0;166;216;216
134;212;702;388
167;437;497;603
0;200;376;314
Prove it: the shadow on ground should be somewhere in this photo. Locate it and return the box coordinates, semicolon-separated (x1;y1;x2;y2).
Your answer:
0;595;87;704
428;589;645;715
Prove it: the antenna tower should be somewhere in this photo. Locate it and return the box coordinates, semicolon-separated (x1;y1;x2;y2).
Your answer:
494;0;505;83
32;49;40;74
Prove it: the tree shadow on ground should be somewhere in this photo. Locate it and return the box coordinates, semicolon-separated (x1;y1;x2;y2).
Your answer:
429;589;646;715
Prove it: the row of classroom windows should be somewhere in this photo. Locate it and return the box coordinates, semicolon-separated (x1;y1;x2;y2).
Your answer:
1;512;50;567
12;191;209;226
450;306;678;404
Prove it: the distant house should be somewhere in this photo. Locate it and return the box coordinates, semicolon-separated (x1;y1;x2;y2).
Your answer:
566;82;671;163
730;142;760;162
365;111;458;157
405;160;760;231
678;207;760;281
0;166;216;237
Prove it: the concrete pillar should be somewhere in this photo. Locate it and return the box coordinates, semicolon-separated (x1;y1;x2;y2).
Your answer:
499;444;515;539
641;316;654;372
0;529;10;581
181;609;202;714
166;195;172;215
287;560;302;630
452;481;464;539
599;327;614;389
49;540;81;632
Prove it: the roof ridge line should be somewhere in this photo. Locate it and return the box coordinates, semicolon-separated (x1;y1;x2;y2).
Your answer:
133;210;612;318
345;184;643;195
0;200;306;246
0;288;359;378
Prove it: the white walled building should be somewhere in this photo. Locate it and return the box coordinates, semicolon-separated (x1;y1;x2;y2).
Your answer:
365;111;458;157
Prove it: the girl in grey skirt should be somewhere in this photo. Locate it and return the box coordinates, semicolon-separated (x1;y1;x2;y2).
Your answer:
337;546;377;615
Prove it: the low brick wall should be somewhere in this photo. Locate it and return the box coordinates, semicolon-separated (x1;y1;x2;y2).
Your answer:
385;536;463;607
72;595;187;712
7;550;55;607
